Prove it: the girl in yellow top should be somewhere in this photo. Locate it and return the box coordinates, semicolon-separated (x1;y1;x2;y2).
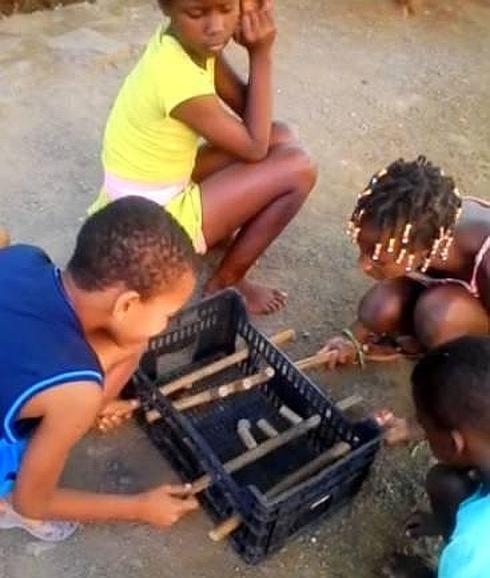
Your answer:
91;0;317;315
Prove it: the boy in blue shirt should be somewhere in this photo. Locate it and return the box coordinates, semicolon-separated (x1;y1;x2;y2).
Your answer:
383;336;490;578
0;197;198;541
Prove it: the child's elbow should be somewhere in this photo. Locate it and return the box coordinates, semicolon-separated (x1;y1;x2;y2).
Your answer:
12;493;47;520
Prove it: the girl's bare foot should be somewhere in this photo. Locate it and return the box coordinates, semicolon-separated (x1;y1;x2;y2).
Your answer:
235;279;287;315
96;399;139;433
204;277;287;315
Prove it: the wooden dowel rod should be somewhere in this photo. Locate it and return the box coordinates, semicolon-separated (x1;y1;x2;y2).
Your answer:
208;441;352;542
208;394;360;542
130;329;294;415
295;350;335;372
190;414;321;495
267;441;352;496
145;367;275;422
335;394;363;412
145;347;334;424
160;329;295;397
174;368;275;412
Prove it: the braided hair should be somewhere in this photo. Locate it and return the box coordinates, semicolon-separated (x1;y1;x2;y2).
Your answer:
347;156;463;272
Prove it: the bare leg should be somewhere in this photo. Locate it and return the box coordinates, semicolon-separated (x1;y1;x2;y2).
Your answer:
358;278;424;335
192;121;297;183
192;122;298;251
356;278;425;357
421;464;477;541
199;142;317;314
414;284;489;349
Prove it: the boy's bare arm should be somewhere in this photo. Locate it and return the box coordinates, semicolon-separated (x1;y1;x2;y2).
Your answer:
13;382;197;526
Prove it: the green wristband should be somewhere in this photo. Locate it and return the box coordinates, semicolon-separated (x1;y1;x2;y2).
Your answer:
341;328;366;369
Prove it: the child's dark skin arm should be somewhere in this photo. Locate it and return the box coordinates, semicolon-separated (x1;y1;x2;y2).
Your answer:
319;320;370;369
172;5;275;162
477;252;490;313
382;553;436;578
215;54;247;116
13;382;197;526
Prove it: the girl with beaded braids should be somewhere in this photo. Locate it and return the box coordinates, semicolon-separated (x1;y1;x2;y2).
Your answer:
321;156;489;369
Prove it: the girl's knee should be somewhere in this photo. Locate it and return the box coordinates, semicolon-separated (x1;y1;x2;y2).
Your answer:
273;144;318;194
270;121;297;147
414;285;488;349
358;279;415;334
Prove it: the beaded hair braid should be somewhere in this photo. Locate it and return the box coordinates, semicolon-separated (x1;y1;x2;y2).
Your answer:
347;156;463;273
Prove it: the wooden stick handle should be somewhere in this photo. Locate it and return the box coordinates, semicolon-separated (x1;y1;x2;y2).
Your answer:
174;367;275;412
295;350;335;372
208;441;352;542
191;414;321;495
209;515;242;542
269;441;352;495
145;367;275;422
159;328;294;397
145;343;329;423
335;394;363;412
145;347;336;423
130;329;293;417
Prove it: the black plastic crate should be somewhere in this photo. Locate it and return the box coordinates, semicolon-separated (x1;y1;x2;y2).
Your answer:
134;289;381;563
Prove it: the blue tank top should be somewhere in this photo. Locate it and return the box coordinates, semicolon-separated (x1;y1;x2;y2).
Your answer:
0;245;104;443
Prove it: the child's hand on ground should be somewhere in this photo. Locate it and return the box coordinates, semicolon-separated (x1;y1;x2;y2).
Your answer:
404;510;441;539
139;484;199;528
319;336;358;370
96;399;139;433
234;0;276;53
373;410;424;446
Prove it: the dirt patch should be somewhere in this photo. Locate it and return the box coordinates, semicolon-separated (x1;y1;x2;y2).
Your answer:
0;0;489;576
0;0;87;16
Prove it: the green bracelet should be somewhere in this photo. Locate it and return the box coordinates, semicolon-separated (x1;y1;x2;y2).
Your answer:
341;328;366;369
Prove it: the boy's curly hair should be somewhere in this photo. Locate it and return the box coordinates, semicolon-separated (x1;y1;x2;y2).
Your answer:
68;197;196;299
412;336;490;435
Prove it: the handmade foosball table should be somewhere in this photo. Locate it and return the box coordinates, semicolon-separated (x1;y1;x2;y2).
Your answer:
132;290;381;563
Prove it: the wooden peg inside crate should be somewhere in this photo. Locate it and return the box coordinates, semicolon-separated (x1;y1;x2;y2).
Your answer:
256;419;279;438
208;395;364;542
190;414;321;495
208;441;352;542
237;419;258;450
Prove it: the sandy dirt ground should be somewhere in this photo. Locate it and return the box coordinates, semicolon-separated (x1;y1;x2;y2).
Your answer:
0;0;489;576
